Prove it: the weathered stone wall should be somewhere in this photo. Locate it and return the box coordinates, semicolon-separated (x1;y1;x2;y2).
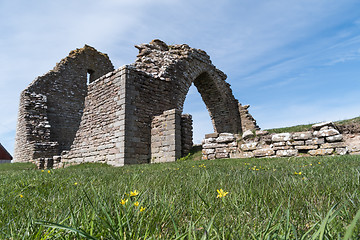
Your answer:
14;91;59;163
14;45;114;164
151;109;182;163
239;103;260;132
61;68;126;167
181;114;193;156
202;122;352;160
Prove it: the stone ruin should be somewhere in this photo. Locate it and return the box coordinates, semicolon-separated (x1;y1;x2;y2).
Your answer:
14;40;259;168
201;121;358;160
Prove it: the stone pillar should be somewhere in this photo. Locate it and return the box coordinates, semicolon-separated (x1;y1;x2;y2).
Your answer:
151;109;182;163
181;114;193;156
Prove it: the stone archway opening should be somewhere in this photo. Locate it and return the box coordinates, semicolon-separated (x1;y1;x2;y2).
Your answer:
182;84;213;145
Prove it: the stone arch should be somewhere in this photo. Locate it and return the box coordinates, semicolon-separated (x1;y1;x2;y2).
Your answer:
134;40;242;134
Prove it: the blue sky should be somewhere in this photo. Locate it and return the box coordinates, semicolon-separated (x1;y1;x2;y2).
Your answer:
1;0;360;154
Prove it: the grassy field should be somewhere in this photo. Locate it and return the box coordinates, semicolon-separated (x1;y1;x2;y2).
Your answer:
1;154;360;239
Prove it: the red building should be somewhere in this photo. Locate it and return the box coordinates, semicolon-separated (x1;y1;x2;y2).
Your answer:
0;143;12;161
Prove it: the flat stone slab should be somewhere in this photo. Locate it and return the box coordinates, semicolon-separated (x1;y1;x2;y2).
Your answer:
295;145;318;150
292;131;312;140
326;134;343;142
309;148;334;156
312;121;335;130
216;152;229;159
272;133;292;142
276;149;298;157
305;138;325;145
205;133;219;138
242;130;254;140
313;129;340;137
216;134;236;143
286;140;305;146
231;151;255;158
320;142;346;148
253;148;275;157
240;142;258;151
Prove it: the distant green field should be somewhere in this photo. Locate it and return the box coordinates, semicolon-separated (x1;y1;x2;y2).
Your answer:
266;116;360;134
1;155;360;239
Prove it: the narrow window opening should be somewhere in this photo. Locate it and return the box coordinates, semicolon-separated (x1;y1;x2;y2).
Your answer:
87;69;95;84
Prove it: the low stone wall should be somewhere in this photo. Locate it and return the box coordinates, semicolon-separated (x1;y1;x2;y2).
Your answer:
202;121;355;160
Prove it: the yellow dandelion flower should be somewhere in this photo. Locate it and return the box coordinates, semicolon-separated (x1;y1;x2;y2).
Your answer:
120;199;128;205
318;162;321;164
41;170;44;172
74;182;78;186
19;194;23;198
134;201;139;207
298;172;302;175
310;164;312;166
216;189;229;198
140;206;146;212
47;170;51;173
130;190;139;197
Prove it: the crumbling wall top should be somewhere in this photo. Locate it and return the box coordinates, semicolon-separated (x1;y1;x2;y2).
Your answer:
133;39;226;81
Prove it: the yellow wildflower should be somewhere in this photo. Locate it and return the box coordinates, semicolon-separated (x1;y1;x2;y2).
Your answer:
41;170;44;172
134;201;139;207
47;170;51;173
19;194;23;198
130;190;139;197
216;189;229;198
74;182;78;186
140;206;146;212
120;199;128;205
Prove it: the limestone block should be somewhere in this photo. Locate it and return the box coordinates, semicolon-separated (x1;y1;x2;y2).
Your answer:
216;148;229;153
205;133;219;138
216;133;235;143
273;146;292;150
240;142;258;151
272;133;292;142
231;151;255;158
305;138;325;145
253;148;275;157
202;149;215;154
228;141;237;147
292;131;312;140
276;149;298;157
202;143;218;149
295;145;318;150
242;130;254;140
320;142;346;148
286;140;304;146
335;147;348;155
273;141;286;147
216;152;229;159
325;134;343;142
308;148;334;156
312;121;335;130
313;129;340;137
255;130;269;136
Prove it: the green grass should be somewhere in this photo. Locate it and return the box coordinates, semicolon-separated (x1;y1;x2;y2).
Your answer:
1;155;360;239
